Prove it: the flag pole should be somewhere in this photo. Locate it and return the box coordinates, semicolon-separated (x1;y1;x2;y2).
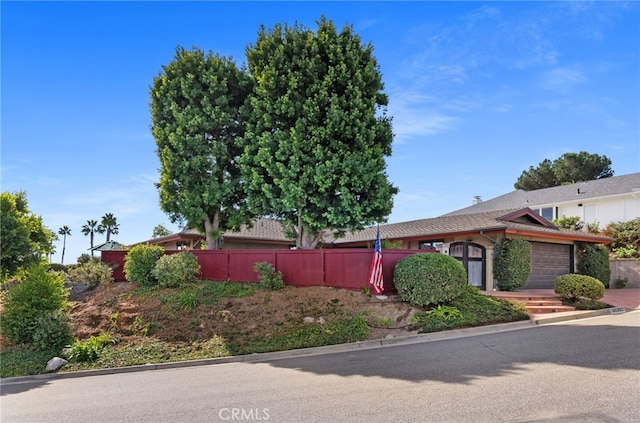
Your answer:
368;223;387;300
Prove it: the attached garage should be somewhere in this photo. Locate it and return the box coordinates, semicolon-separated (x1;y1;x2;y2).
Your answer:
524;242;573;289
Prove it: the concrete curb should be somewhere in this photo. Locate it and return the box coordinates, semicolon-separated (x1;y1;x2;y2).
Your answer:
3;308;632;385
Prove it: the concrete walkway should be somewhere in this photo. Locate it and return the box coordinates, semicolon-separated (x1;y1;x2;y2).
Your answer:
485;288;640;310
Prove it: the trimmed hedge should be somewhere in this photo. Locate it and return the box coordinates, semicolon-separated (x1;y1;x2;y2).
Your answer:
554;274;605;301
393;253;467;307
576;243;611;288
494;238;531;291
152;252;201;288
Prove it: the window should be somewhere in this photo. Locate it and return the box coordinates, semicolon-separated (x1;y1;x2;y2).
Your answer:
419;240;444;251
535;207;554;220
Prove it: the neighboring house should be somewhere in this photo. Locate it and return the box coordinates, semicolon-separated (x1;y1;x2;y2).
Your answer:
91;240;125;251
331;208;610;290
136;218;294;250
445;172;640;229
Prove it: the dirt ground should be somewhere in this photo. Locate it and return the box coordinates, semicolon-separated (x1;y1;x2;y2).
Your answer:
68;281;424;345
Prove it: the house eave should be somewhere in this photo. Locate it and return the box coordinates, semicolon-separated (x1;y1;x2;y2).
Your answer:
503;228;612;244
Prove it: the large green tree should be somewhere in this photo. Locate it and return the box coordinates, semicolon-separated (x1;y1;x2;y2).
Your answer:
240;17;397;248
152;223;172;238
0;191;56;277
151;46;253;249
515;152;613;190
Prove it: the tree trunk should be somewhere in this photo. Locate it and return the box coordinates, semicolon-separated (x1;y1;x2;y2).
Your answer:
204;210;221;250
296;215;322;249
61;237;66;264
90;232;94;257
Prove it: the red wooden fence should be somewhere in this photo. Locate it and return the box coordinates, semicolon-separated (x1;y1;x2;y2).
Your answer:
102;249;431;291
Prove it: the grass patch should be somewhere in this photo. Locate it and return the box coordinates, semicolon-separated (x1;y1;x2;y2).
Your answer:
410;287;529;333
224;313;370;355
61;336;232;372
1;346;57;378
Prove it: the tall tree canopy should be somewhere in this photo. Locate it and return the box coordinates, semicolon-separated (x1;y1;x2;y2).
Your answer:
100;212;119;242
81;219;102;257
151;46;253;249
515;151;613;190
57;225;71;264
1;191;55;277
240;17;397;248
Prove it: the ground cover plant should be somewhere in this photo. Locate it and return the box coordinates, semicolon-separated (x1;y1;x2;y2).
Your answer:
409;286;529;333
1;279;531;378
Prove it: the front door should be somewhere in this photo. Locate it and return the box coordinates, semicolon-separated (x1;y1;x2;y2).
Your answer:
450;242;486;290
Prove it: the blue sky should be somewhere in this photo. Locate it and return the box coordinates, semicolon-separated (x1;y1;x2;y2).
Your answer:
2;1;639;264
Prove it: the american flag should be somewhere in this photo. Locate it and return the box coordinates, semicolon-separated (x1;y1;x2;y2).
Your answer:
368;225;384;294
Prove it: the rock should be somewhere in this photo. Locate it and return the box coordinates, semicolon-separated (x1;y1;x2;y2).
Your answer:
316;317;326;324
303;317;315;323
45;357;68;373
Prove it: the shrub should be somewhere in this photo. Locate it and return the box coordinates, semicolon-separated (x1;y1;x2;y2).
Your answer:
77;253;94;265
65;332;114;363
48;263;69;273
573;299;610;310
494;239;531;291
30;310;73;352
124;244;165;286
253;262;284;290
66;260;114;289
0;265;69;346
603;218;640;258
152;252;200;288
612;246;638;259
554;274;605;301
409;286;529;333
552;216;583;231
393;253;467;307
576;243;611;287
614;277;628;289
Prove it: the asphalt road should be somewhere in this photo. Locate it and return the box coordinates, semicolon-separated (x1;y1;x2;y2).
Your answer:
2;311;639;423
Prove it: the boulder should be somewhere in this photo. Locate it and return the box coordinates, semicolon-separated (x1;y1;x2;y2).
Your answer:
45;357;68;373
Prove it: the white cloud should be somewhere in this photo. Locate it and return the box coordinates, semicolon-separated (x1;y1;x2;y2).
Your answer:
540;67;588;92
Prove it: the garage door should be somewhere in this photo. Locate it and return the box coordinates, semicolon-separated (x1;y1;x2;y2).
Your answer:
524;242;572;289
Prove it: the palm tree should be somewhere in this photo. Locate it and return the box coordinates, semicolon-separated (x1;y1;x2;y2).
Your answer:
100;212;120;242
58;226;71;264
82;219;103;257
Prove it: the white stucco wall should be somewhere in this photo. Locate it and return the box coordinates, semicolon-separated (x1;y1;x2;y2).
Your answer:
556;194;640;229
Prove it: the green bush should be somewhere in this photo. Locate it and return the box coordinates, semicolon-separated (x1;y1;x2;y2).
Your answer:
66;260;114;289
48;263;69;273
409;286;529;333
554;274;605;301
30;310;73;352
152;252;200;288
393;253;467;307
576;243;611;287
494;239;531;291
253;262;284;290
552;216;583;231
77;253;93;265
124;244;165;286
603;218;640;258
0;265;69;346
66;333;114;363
